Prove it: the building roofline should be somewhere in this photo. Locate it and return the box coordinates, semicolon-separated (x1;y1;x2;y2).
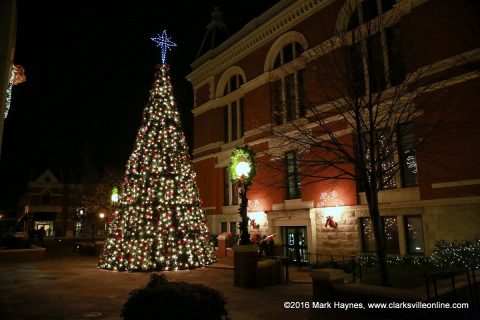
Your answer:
187;0;333;86
191;0;297;69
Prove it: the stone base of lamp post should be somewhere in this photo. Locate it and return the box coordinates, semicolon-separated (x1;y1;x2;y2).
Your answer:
233;244;258;288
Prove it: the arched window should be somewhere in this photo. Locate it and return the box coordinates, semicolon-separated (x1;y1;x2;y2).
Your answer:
220;72;245;143
345;0;405;95
273;42;304;69
223;74;244;96
271;41;306;125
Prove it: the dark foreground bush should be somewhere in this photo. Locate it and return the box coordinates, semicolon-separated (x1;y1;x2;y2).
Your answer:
122;274;228;320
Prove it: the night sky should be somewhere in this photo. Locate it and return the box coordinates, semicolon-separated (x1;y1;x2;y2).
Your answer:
0;0;279;210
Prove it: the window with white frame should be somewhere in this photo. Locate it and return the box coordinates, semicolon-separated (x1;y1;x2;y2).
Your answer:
223;74;244;143
360;216;399;253
223;167;239;206
346;0;405;95
360;214;425;255
404;215;425;254
358;123;418;191
272;42;306;125
285;151;301;199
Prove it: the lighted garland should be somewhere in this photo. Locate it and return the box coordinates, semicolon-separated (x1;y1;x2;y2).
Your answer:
228;145;256;184
359;239;480;270
4;68;14;119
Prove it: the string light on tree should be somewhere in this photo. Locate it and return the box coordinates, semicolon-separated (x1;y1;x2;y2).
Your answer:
98;32;215;272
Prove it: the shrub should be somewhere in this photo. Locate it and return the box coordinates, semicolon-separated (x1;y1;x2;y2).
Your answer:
359;254;432;267
122;274;228;320
431;240;480;270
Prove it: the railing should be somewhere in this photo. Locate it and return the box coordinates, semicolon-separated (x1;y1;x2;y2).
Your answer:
306;252;479;304
425;268;479;306
287;252;362;283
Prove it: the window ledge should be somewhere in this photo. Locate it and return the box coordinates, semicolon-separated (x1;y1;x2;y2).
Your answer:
358;187;420;205
221;137;245;151
222;205;239;214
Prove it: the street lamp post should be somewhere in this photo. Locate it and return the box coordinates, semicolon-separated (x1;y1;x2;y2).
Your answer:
229;146;256;245
107;186;119;236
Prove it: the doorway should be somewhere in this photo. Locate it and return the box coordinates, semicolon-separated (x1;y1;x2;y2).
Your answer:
282;226;308;264
35;221;54;237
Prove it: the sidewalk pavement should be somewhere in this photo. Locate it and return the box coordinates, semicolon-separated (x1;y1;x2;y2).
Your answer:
0;247;477;319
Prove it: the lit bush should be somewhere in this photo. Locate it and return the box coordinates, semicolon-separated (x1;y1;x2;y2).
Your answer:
431;240;480;270
359;255;431;267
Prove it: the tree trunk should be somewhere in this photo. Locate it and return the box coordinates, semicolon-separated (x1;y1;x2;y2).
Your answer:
366;189;390;286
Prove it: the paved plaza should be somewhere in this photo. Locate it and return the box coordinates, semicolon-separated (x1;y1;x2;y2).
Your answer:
0;246;478;319
0;248;320;320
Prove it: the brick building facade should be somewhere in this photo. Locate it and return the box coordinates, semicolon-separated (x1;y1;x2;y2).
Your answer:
188;0;480;262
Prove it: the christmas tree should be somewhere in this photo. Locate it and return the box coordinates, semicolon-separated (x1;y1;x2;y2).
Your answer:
99;31;216;271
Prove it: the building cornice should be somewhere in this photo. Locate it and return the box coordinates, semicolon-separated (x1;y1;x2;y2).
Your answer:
191;1;475;118
187;0;334;86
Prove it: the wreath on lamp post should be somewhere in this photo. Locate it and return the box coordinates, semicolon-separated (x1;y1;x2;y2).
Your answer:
229;146;256;185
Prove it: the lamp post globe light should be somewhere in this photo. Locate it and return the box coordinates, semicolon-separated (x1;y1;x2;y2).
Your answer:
111;187;119;204
229;146;256;245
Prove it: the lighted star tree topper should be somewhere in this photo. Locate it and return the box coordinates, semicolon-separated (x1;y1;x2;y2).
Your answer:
151;30;177;64
98;32;216;271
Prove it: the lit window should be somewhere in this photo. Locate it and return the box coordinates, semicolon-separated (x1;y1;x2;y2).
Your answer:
405;215;425;254
397;123;418;187
382;216;399;253
358;128;396;190
360;217;376;252
360;216;399;253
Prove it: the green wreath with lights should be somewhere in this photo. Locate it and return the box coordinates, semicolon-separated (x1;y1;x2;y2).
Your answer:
229;145;256;183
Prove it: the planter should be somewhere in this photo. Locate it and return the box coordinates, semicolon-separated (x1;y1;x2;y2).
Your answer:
233;244;258;288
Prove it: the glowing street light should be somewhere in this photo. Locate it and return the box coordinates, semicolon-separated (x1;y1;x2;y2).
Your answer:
234;159;251;178
111;187;119;204
99;212;106;235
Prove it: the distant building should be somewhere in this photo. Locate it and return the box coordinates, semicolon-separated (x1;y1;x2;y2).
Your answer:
19;169;109;238
188;0;480;262
19;169;80;238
